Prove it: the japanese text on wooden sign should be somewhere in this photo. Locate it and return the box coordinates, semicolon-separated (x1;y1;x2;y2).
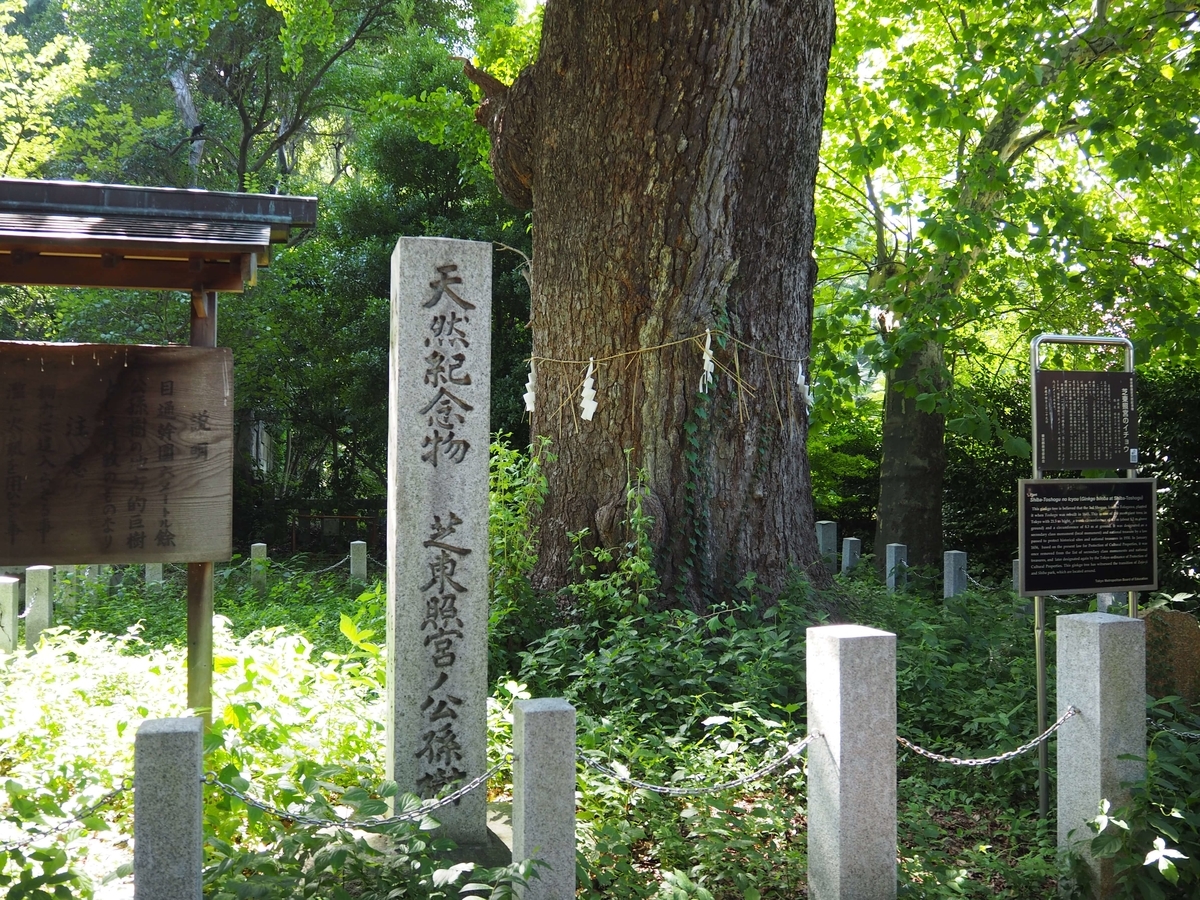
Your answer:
0;342;233;565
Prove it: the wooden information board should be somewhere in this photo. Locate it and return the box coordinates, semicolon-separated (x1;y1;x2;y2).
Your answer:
1;342;233;564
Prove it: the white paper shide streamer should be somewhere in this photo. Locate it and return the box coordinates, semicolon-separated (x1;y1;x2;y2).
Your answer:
523;361;536;412
699;328;715;393
797;359;814;410
580;357;598;421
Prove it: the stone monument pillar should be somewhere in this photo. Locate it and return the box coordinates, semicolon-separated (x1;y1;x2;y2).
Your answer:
0;576;18;652
387;237;491;845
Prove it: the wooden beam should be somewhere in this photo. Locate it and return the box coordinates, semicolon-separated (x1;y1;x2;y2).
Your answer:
188;289;218;727
187;561;214;722
0;177;317;230
0;252;247;292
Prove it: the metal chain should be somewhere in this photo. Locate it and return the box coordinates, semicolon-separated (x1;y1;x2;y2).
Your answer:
897;706;1080;766
966;573;1003;592
0;781;131;854
580;734;814;797
369;555;388;569
311;556;351;575
1148;719;1200;741
203;760;505;830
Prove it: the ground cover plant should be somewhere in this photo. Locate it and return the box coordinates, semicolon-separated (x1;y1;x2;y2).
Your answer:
3;445;1200;897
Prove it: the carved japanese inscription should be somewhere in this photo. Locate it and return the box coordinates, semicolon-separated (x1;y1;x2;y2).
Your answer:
0;342;233;564
387;237;491;846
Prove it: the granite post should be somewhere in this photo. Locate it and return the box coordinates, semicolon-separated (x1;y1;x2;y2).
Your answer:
943;550;967;598
1057;613;1145;898
350;541;367;580
24;565;53;649
807;624;897;900
250;543;267;595
134;717;203;900
513;699;576;900
885;543;907;593
841;537;861;575
145;563;163;588
816;521;838;572
0;576;18;652
1012;559;1020;593
387;237;491;845
1096;592;1117;614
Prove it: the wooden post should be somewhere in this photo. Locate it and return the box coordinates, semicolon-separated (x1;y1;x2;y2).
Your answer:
189;290;217;723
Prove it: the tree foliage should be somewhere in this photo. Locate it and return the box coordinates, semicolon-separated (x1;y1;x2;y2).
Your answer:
3;0;532;542
812;0;1200;563
0;0;90;177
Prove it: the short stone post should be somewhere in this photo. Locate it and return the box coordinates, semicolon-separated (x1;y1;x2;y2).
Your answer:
350;541;367;580
135;717;203;900
1096;592;1117;614
1057;613;1145;898
943;550;968;598
513;699;576;900
250;543;268;595
816;521;838;572
24;566;53;650
807;624;897;900
841;537;862;575
145;563;163;588
0;576;18;652
1012;559;1020;593
885;543;907;593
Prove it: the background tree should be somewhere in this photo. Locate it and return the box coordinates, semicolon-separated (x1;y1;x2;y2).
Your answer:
0;0;90;177
812;0;1200;568
469;1;837;600
6;0;533;545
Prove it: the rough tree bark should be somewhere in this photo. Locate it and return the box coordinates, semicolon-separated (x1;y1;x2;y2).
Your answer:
470;1;837;602
169;69;206;185
875;340;947;569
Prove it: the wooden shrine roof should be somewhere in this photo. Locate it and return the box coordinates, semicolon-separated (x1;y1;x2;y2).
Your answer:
0;178;317;293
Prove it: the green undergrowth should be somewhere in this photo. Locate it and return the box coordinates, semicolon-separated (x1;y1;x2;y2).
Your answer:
0;621;535;899
58;560;386;656
5;443;1200;897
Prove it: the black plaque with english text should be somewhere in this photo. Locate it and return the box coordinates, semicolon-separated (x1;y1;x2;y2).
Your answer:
1018;478;1157;596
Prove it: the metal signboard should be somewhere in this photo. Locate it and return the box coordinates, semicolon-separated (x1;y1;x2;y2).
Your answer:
1034;370;1137;471
0;341;233;565
1023;332;1145;821
1019;477;1157;597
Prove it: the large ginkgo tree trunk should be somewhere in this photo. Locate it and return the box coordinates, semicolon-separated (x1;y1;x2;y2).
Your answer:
469;0;836;602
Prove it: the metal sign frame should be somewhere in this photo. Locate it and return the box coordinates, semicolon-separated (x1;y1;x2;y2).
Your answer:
1027;332;1138;820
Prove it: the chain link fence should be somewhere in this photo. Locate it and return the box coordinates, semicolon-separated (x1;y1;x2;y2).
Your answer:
579;734;814;797
1148;718;1200;741
310;556;351;576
